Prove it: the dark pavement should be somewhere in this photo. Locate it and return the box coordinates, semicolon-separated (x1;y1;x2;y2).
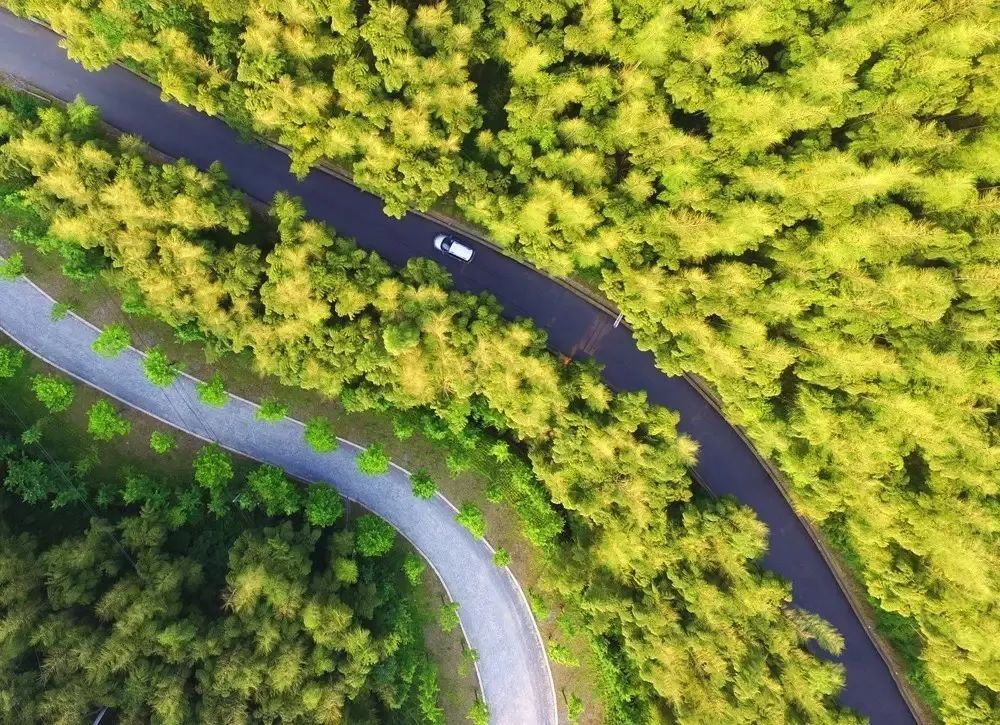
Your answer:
0;10;915;723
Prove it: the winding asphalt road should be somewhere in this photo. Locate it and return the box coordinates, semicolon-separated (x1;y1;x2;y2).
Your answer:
0;10;917;722
0;273;557;725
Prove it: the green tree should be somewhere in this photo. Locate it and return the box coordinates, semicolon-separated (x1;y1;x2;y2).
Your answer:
304;416;338;453
256;398;287;422
91;323;131;358
468;700;489;725
143;347;182;387
456;502;486;539
492;547;511;567
403;552;425;585
354;514;395;557
304;483;343;526
149;430;176;454
438;601;460;634
0;252;24;279
356;442;390;475
193;444;233;513
87;400;131;441
246;464;300;516
31;374;75;413
0;344;25;379
410;469;436;499
196;371;228;407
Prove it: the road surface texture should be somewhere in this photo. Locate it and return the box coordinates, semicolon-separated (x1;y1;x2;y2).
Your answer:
0;273;557;725
0;10;917;723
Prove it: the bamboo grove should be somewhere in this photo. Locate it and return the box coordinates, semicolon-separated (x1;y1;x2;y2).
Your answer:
3;0;994;719
0;93;860;722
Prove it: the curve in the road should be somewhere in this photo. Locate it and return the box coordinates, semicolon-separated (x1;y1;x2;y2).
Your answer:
0;11;918;722
0;272;557;725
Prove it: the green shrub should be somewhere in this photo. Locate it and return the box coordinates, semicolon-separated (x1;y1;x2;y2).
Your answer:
467;700;489;725
548;640;580;667
410;469;436;500
304;416;338;453
91;323;131;358
0;344;25;379
354;514;395;557
455;502;486;539
492;547;511;567
143;347;182;387
87;400;131;441
50;301;72;321
402;552;426;585
0;252;24;280
304;484;343;526
31;374;75;413
196;371;228;407
356;442;390;475
246;464;299;516
149;430;176;454
193;444;233;511
438;602;460;633
256;398;287;422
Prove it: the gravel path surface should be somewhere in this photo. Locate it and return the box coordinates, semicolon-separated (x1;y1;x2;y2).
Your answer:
0;273;557;725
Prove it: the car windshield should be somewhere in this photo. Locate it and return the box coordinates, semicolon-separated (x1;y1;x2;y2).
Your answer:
441;239;452;251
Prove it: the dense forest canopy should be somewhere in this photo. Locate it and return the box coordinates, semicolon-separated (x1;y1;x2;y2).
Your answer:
0;365;444;723
1;0;998;720
0;93;858;723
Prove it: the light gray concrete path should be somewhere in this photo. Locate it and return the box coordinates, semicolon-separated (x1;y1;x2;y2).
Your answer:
0;272;557;725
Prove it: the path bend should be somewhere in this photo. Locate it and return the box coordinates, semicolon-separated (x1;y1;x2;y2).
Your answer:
0;273;557;725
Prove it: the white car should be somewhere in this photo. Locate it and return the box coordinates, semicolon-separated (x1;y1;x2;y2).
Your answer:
433;233;475;262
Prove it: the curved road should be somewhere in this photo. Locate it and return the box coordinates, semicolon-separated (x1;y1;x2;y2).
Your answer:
0;273;557;725
0;11;916;723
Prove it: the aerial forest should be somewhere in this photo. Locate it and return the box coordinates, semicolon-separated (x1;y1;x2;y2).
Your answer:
0;350;446;723
0;92;858;722
0;0;998;721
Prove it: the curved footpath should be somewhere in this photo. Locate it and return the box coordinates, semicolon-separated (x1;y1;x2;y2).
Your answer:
0;10;917;722
0;273;557;725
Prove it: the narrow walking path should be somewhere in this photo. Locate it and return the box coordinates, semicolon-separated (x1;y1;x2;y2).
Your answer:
0;272;557;725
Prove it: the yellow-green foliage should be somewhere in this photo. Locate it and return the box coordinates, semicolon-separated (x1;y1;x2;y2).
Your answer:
0;96;860;722
5;0;993;717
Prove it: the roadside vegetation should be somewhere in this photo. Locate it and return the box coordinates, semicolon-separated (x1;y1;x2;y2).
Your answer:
0;342;455;723
2;1;995;719
0;90;858;722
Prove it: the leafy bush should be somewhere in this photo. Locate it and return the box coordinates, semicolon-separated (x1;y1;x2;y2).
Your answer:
86;400;130;441
256;398;287;422
143;347;181;387
438;601;460;633
492;547;511;567
354;514;395;557
548;640;580;667
304;483;343;527
0;344;25;379
304;416;338;453
356;442;390;475
467;700;489;725
410;469;436;500
0;252;24;279
403;552;426;585
50;301;72;320
31;374;74;413
91;323;131;358
455;502;486;539
149;430;176;454
196;371;227;407
245;464;299;516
